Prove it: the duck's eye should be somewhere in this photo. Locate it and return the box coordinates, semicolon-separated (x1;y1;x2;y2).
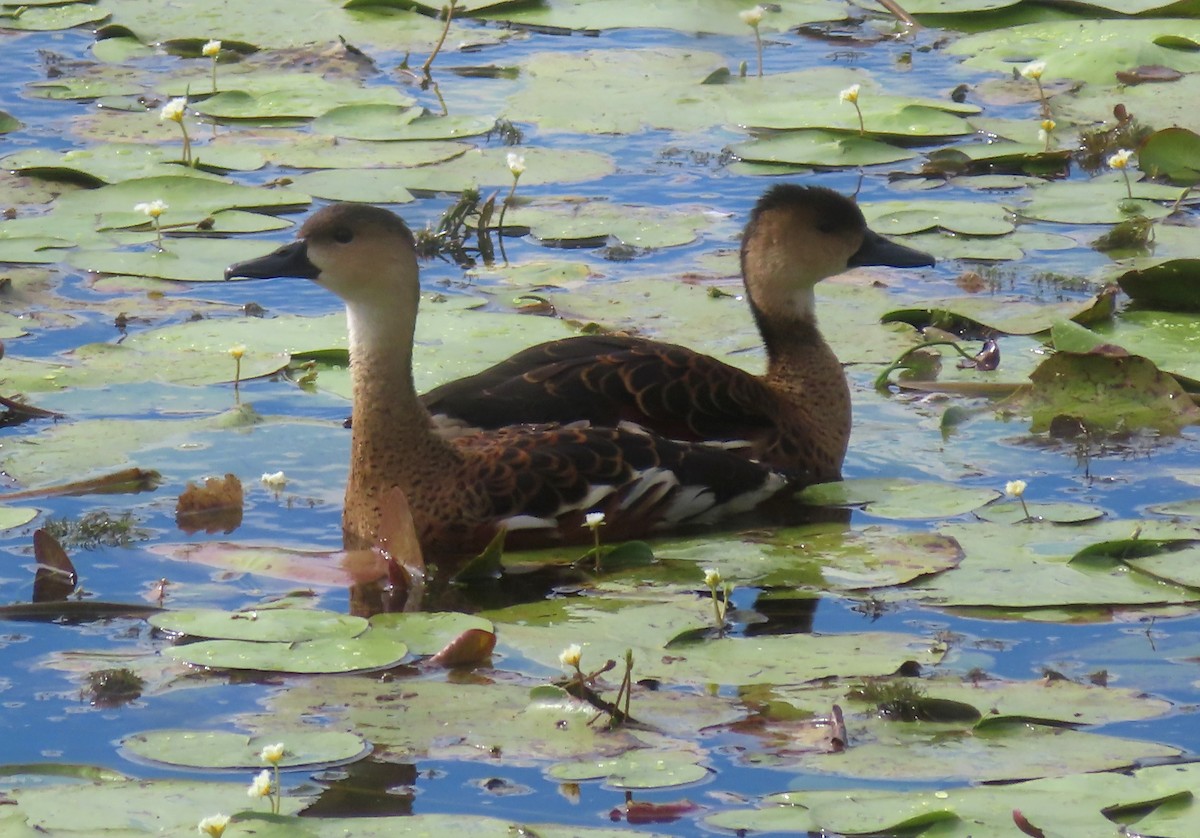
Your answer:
332;228;354;244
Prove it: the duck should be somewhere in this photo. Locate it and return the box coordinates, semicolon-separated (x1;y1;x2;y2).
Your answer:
226;203;789;554
420;184;935;483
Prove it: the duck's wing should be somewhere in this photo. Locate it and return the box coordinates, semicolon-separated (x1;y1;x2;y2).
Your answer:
451;424;788;549
422;335;779;444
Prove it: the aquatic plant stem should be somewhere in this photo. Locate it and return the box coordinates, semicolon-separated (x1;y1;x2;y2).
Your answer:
753;25;763;77
874;340;983;391
876;0;919;27
421;0;457;79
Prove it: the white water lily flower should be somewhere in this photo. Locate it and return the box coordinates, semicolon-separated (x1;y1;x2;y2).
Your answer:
703;567;722;588
506;152;526;177
160;97;187;123
1108;148;1133;170
228;344;246;360
260;742;286;765
1020;61;1046;80
202;39;221;58
247;768;272;798
739;5;764;27
260;471;287;489
134;199;168;218
583;511;605;530
839;84;860;104
1005;480;1027;498
558;643;582;668
197;813;230;837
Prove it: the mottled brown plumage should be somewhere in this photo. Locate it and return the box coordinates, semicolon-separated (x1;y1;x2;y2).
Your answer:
422;184;934;483
226;204;787;554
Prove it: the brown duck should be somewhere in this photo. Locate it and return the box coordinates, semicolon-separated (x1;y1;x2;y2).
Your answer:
226;204;788;554
421;184;935;483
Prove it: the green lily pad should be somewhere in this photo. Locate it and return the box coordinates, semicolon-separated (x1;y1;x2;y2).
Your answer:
1;143;267;184
165;633;409;673
0;2;108;30
891;518;1200;609
881;292;1115;336
1115;258;1200;311
284;170;415;203
862;199;1015;236
121;729;367;769
0;506;39;532
1026;350;1200;434
193;82;411;120
952;19;1200;87
264;136;470;170
501;200;715;249
798;478;999;519
976;500;1106;524
1139;127;1200;184
481;0;846;36
265;676;644;764
104;0;484;53
312;105;492;141
732;129;918;168
549;749;707;789
1017;175;1185;224
9;778;305;833
390;147;616;191
1095;309;1200;384
0;110;21;133
368;612;495;656
149;607;368;641
69;236;298;282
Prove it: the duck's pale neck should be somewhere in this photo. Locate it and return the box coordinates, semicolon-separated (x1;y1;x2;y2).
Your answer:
744;260;852;462
342;287;463;548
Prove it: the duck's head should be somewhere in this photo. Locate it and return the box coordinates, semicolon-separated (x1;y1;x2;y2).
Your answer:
740;184;934;310
226;203;419;308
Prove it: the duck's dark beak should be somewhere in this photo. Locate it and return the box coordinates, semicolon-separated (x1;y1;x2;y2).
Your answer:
849;229;935;269
225;240;319;281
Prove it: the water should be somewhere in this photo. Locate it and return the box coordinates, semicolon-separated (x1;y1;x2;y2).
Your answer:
2;8;1200;835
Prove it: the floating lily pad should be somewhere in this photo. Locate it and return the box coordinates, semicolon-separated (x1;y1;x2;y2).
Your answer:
264;136;470;170
862;199;1015;236
368;612;495;656
800;478;999;519
892;519;1200;609
312;105;492;141
501;200;715;249
549;749;707;789
952;19;1200;87
1;143;267;184
1026;350;1200;434
284;170;416;203
193;82;411;120
149;607;368;642
481;0;847;36
1139;127;1200;184
732;129;918;168
1017;175;1185;224
0;506;39;532
0;2;108;30
9;779;305;833
976;500;1105;524
389;147;615;191
1115;258;1200;311
121;728;367;769
165;633;409;673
